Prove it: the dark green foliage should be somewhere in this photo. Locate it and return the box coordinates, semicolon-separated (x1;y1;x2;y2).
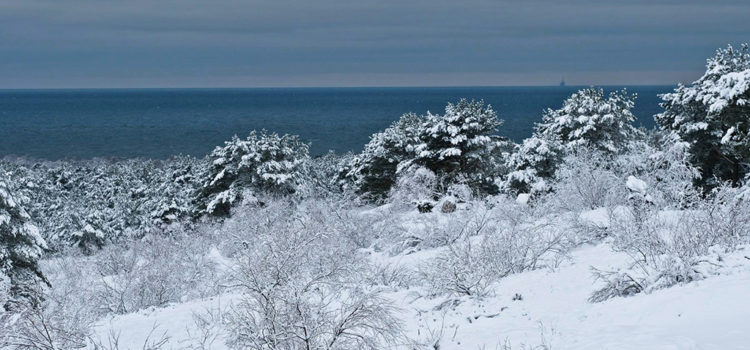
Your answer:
0;179;49;310
346;113;423;201
412;99;507;195
656;44;750;189
194;130;310;216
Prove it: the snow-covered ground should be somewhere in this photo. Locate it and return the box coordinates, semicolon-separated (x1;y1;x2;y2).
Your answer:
89;235;750;350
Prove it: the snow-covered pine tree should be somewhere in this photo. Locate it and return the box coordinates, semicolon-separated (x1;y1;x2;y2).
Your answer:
412;99;506;195
537;87;638;154
503;135;563;197
302;151;355;198
195;130;309;217
0;178;48;311
346;112;423;201
148;156;201;227
656;44;750;188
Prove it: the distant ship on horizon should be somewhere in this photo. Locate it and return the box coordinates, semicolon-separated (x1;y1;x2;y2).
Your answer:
559;78;566;86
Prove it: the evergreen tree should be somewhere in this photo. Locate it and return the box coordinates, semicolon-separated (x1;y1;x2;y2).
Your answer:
503;135;563;196
195;130;309;216
346;113;423;201
0;178;49;310
412;99;506;195
656;44;750;188
538;87;638;154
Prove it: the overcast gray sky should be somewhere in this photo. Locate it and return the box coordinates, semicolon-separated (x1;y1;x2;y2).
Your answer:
0;0;748;88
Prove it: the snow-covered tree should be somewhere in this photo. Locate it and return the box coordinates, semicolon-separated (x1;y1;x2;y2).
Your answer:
0;157;201;252
144;156;201;227
0;178;48;310
412;99;507;195
195;130;310;216
503;135;563;197
656;44;750;188
346;113;424;201
303;151;355;198
537;87;638;154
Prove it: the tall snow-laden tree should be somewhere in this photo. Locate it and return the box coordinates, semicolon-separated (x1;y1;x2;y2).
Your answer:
656;44;750;188
503;135;563;197
538;87;638;154
412;99;507;195
195;130;309;216
346;112;424;201
0;178;48;310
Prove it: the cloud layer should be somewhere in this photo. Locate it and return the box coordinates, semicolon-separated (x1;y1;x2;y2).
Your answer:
1;0;748;88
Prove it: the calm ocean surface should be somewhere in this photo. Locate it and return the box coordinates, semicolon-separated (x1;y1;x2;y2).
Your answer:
0;86;673;160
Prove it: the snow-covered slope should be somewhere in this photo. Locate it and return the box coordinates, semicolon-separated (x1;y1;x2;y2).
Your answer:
90;242;750;350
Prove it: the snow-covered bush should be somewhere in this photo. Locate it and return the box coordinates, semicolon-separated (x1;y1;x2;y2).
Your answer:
0;178;49;311
591;183;750;301
420;202;569;297
0;305;91;349
412;99;509;195
0;255;98;349
656;43;750;188
389;165;438;208
503;135;563;197
195;130;309;217
347;112;424;202
93;234;220;314
364;261;415;290
537;87;639;154
549;151;628;211
223;203;404;349
611;132;701;209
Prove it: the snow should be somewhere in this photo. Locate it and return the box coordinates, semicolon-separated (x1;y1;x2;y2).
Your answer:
516;193;530;204
90;294;240;350
86;242;750;349
579;207;610;228
626;175;648;194
721;126;736;144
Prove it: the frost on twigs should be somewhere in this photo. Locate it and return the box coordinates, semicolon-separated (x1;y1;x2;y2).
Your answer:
223;206;405;350
590;183;750;302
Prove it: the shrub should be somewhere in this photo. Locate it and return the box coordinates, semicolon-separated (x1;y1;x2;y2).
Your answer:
223;206;404;349
388;165;438;208
549;151;628;211
420;202;568;297
590;183;750;301
93;234;220;314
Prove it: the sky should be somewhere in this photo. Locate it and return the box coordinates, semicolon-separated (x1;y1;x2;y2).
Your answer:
0;0;748;88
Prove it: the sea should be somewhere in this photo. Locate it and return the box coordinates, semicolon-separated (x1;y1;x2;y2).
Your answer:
0;86;673;160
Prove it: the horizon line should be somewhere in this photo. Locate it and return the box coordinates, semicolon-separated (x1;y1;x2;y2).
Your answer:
0;83;678;91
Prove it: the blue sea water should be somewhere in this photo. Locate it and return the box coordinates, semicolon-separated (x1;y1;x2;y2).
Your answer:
0;86;673;160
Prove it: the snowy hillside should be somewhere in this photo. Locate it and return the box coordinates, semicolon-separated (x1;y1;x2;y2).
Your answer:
86;207;750;350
